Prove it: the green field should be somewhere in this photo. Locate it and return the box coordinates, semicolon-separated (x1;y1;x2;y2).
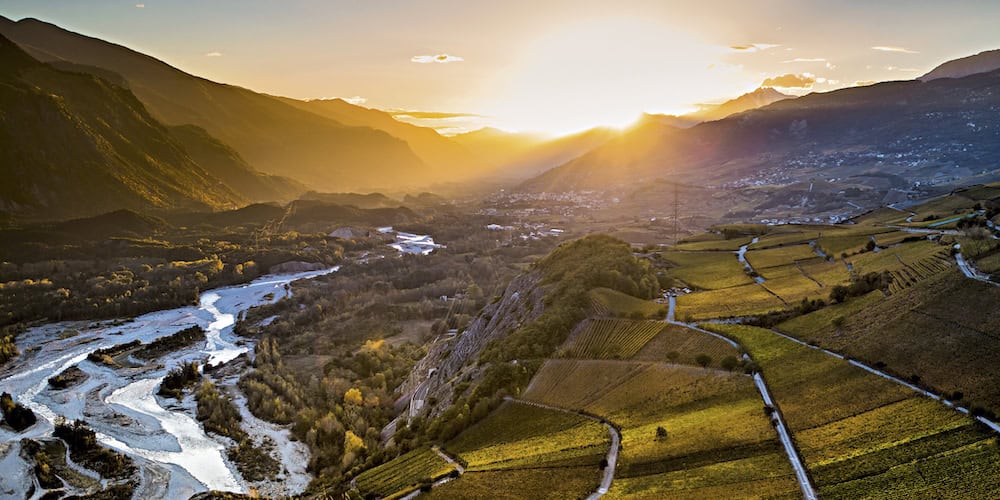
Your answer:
872;230;918;248
425;466;600;499
590;287;665;318
703;324;1000;497
676;283;786;320
662;251;754;289
955;182;1000;200
905;195;978;224
354;447;457;499
778;270;1000;415
749;230;823;250
446;401;609;471
560;319;665;359
762;271;825;304
846;240;952;294
524;358;799;498
746;244;821;271
793;258;850;288
850;207;909;226
673;235;753;252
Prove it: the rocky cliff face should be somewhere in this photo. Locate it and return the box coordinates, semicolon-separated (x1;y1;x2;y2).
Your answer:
394;272;546;420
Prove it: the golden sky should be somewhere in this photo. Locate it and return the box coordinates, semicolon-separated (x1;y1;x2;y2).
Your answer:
3;0;999;135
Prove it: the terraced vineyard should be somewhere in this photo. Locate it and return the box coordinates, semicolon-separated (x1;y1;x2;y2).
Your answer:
797;258;852;287
560;319;665;359
778;270;1000;414
425;466;600;499
872;230;916;248
672;235;753;252
446;401;609;472
904;194;979;223
354;447;457;499
662;251;754;289
676;283;785;320
748;229;823;250
589;287;665;318
704;324;1000;498
631;323;741;366
759;264;825;303
524;359;656;409
525;359;800;498
745;244;820;272
846;240;952;294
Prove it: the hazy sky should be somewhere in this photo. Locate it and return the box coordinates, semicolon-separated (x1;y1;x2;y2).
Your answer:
2;0;999;134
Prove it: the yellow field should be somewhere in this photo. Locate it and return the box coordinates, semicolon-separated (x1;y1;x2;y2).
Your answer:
589;287;665;318
425;466;600;499
754;263;828;304
798;259;852;287
559;319;665;359
676;283;785;320
524;359;653;410
446;401;608;471
777;291;884;341
846;240;952;294
673;236;753;252
605;452;801;500
632;323;741;366
749;230;823;250
703;324;1000;497
662;251;754;289
354;447;456;499
524;358;798;498
777;270;1000;415
746;244;821;271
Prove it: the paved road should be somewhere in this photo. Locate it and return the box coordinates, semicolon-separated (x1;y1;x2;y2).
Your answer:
954;247;999;286
737;237;766;283
504;397;621;499
663;318;817;500
766;327;1000;434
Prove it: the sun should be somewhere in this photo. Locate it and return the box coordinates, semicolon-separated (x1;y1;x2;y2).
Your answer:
480;17;755;135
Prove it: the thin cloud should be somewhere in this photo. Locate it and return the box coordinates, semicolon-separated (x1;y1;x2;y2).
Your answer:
411;54;464;64
886;66;919;72
782;58;826;63
730;43;781;53
135;3;145;7
343;96;367;105
762;73;816;89
872;46;918;54
204;51;223;57
390;110;481;119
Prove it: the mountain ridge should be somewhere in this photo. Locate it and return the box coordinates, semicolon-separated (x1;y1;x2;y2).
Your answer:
0;16;434;192
0;33;248;221
522;66;1000;193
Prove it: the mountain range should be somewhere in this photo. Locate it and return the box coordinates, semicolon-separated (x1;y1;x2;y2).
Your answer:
0;34;246;220
3;13;1000;222
524;56;1000;193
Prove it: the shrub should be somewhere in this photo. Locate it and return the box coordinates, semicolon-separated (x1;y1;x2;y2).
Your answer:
695;353;712;368
655;426;668;440
0;392;36;431
720;356;739;372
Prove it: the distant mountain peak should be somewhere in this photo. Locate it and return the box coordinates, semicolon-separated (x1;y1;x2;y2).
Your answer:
920;49;1000;81
690;86;793;122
